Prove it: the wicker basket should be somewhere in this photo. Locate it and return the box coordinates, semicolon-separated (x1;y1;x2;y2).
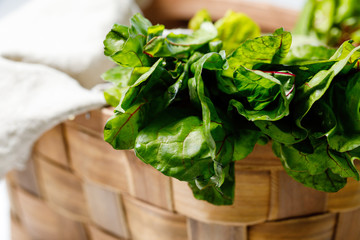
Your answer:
143;0;298;32
6;107;360;240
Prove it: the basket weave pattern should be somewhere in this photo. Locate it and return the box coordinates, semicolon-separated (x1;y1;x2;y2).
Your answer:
6;108;360;240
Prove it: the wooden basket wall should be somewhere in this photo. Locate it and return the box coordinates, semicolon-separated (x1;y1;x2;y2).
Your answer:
142;0;299;32
6;108;360;240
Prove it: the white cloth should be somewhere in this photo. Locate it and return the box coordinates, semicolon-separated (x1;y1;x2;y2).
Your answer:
0;0;141;177
0;0;140;88
0;57;106;177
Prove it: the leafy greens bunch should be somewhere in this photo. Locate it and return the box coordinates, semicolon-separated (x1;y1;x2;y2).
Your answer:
295;0;360;46
102;11;360;205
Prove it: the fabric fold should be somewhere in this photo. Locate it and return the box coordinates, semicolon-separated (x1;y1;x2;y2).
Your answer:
0;0;140;88
0;57;106;177
0;0;144;177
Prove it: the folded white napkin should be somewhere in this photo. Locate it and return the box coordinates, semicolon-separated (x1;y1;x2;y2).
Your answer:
0;0;142;177
0;57;106;177
0;0;140;88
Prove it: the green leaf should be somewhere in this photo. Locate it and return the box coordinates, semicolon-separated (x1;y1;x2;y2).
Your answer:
301;99;336;139
164;53;203;107
101;66;133;87
282;44;336;65
188;9;212;30
135;109;235;205
118;58;163;112
280;140;328;174
255;61;338;90
293;0;316;35
104;101;148;150
312;0;335;34
327;149;359;180
147;24;165;42
255;118;307;144
349;147;360;162
350;29;360;44
134;111;229;181
293;44;360;129
327;73;360;152
334;0;358;24
129;13;152;37
223;28;291;77
232;129;260;160
143;22;217;58
215;72;238;95
330;41;360;64
215;10;260;54
190;52;227;158
102;12;360;205
103;24;129;57
209;40;223;53
111;35;154;67
229;68;295;121
277;140;357;192
101;66;134;107
278;139;359;187
103;87;122;107
272;141;282;158
294;0;360;46
284;167;347;192
104;67;176;150
105;14;154;65
189;163;235;205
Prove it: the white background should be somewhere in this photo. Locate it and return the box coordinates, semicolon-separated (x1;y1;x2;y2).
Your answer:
0;0;305;240
0;2;27;239
0;180;10;240
0;0;22;229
